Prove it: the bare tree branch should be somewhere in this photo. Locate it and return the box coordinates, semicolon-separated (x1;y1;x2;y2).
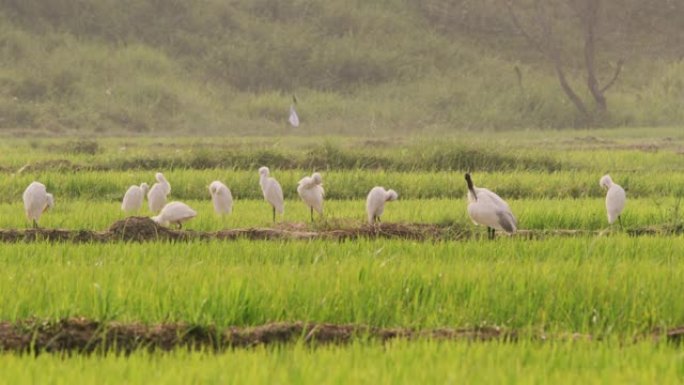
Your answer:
504;0;590;118
600;59;624;93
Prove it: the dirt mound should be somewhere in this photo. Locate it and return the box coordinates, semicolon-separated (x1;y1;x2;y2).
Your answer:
108;217;170;241
2;318;684;354
0;318;511;354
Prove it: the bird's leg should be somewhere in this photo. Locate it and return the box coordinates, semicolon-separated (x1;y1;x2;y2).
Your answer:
178;223;183;230
487;227;495;240
618;216;623;230
32;220;38;229
272;207;276;223
310;207;314;223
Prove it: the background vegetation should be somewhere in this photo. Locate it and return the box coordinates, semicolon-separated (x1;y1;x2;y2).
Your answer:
0;0;682;134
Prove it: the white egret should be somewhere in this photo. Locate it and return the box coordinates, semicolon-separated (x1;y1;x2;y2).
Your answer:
151;201;197;229
148;172;171;213
297;172;324;221
288;95;300;127
209;180;233;215
22;181;54;228
465;173;517;239
600;174;626;226
121;183;149;213
259;166;284;222
366;186;398;225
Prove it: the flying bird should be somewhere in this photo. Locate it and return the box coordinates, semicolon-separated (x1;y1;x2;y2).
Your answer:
151;201;197;229
22;181;54;228
209;180;233;215
259;166;284;222
121;183;149;213
366;186;398;225
599;174;626;226
297;172;324;221
148;172;171;213
465;173;517;239
288;95;300;127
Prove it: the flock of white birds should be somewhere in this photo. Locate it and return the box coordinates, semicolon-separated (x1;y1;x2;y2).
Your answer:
20;169;626;236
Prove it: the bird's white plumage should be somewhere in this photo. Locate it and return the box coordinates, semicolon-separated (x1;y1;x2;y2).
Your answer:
466;175;517;234
600;174;626;224
209;180;233;215
156;172;171;194
366;186;398;224
22;181;54;225
289;105;300;127
147;172;171;213
259;167;284;215
297;172;324;215
151;201;197;227
121;183;149;212
147;183;167;213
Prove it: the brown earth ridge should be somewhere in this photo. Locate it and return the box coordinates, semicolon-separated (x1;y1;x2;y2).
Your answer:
0;217;676;243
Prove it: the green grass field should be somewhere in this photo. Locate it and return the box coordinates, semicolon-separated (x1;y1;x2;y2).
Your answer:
2;341;684;385
1;129;683;383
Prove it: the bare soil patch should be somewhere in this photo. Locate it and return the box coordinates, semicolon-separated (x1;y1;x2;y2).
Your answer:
0;218;679;243
1;318;683;354
0;318;510;354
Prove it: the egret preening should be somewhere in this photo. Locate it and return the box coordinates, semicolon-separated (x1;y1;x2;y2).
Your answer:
121;183;149;213
22;181;54;228
148;172;171;213
259;166;284;222
151;201;197;229
209;180;233;215
297;172;324;221
465;173;517;239
288;95;300;127
600;174;626;226
366;186;398;225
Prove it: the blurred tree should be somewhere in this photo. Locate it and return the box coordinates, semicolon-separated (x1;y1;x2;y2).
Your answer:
504;0;623;122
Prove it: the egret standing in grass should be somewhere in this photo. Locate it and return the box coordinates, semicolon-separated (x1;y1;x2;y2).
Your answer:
288;95;300;127
121;183;149;213
600;174;626;226
465;173;517;239
259;166;284;222
297;172;324;221
22;181;54;228
151;201;197;229
209;180;233;215
148;172;171;213
366;186;398;225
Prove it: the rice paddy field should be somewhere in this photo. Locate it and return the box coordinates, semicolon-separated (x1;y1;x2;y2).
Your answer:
2;127;684;384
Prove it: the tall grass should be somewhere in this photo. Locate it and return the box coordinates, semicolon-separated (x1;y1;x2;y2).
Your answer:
1;237;684;334
0;198;677;231
2;134;684;174
1;168;683;204
0;341;682;384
